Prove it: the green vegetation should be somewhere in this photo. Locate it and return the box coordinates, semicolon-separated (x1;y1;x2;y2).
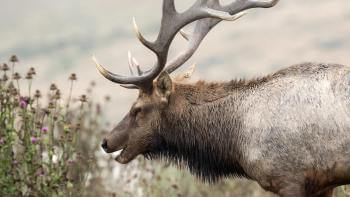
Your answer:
0;55;348;196
0;55;105;197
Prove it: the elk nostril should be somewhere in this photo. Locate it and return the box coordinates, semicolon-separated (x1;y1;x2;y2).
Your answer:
101;139;108;151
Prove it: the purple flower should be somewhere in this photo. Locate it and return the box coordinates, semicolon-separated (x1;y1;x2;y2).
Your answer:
41;127;48;134
20;100;27;108
19;97;30;109
0;137;4;145
31;136;39;144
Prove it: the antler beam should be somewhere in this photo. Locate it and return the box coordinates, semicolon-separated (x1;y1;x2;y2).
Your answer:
93;0;279;89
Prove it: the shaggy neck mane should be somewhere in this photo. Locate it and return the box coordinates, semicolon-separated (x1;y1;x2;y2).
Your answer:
176;77;272;105
145;79;270;182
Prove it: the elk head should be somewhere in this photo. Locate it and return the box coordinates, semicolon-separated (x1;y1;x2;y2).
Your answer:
93;0;279;164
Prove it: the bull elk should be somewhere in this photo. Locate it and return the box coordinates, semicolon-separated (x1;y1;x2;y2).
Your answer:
93;0;350;196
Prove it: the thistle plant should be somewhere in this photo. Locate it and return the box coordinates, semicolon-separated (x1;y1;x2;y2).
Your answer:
0;55;109;197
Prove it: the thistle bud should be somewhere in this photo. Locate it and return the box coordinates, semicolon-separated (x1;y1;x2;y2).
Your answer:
9;55;18;63
50;83;57;91
79;95;87;103
2;63;9;71
2;74;8;82
8;83;17;96
13;72;21;80
48;102;55;109
10;88;18;96
42;108;50;115
8;82;15;90
35;121;42;129
171;184;179;190
30;107;36;114
34;90;42;99
69;73;77;81
25;72;33;80
75;123;81;131
54;89;61;100
28;67;36;75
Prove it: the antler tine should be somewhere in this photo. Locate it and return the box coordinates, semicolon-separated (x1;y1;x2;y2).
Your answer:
94;0;279;88
122;51;142;89
127;51;144;76
236;0;280;10
128;51;135;76
165;0;279;74
165;12;246;74
183;63;197;79
175;63;196;82
132;18;155;52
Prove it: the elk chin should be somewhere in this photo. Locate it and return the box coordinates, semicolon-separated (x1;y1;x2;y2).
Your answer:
114;146;140;164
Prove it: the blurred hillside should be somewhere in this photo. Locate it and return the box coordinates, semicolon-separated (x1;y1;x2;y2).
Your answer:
1;0;350;196
1;0;349;119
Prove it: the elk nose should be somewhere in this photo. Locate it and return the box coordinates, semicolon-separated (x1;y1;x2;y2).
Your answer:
101;139;108;152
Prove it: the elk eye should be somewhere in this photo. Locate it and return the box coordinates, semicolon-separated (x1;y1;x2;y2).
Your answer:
131;107;141;117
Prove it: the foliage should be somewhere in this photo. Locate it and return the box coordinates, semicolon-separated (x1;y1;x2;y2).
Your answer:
0;55;107;197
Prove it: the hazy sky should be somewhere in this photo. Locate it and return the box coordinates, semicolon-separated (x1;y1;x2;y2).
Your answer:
1;0;350;118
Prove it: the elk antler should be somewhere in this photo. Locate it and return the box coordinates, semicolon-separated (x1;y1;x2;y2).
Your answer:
93;0;279;90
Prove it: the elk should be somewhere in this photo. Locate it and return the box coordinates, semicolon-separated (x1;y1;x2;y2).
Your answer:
93;0;350;196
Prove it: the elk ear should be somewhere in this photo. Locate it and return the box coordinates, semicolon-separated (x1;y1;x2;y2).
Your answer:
156;71;173;98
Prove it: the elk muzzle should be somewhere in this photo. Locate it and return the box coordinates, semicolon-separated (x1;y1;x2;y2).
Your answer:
101;131;128;153
101;116;130;153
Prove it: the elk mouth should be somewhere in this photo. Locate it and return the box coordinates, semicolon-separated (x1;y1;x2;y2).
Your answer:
114;147;127;163
114;144;141;164
114;142;149;164
101;137;137;164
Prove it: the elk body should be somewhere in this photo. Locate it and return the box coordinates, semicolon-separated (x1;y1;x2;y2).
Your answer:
93;0;350;196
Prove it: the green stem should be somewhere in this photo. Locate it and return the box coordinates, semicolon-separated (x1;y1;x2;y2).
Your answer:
11;63;14;77
28;80;32;100
66;81;74;114
16;79;21;98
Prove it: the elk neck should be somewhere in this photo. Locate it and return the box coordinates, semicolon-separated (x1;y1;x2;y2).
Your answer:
146;78;271;182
